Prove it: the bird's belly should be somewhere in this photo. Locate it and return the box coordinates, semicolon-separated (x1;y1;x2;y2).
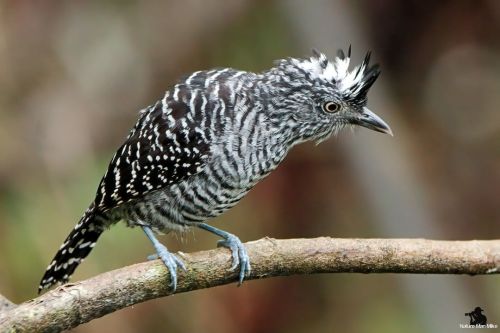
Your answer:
123;174;256;231
176;173;256;223
178;149;279;222
122;147;276;231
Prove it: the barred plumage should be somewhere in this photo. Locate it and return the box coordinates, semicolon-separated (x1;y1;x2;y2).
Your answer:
39;48;392;293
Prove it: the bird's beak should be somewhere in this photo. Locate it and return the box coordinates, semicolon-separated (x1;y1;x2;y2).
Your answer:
352;107;393;136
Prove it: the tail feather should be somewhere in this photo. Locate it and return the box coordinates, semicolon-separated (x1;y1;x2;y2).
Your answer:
38;205;104;293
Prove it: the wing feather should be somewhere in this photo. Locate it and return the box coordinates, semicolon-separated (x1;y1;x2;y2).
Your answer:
95;95;210;211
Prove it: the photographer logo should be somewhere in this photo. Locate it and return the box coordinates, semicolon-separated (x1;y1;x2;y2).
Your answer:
461;307;497;329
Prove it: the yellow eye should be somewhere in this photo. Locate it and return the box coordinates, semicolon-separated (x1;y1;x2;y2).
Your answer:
323;102;340;113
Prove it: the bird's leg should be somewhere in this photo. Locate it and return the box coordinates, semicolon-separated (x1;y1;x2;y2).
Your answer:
142;226;186;291
198;223;251;285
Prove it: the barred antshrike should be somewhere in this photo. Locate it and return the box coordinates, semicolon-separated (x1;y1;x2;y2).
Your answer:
39;48;392;293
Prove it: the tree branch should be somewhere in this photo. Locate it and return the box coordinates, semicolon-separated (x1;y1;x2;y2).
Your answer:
0;293;16;313
1;237;499;332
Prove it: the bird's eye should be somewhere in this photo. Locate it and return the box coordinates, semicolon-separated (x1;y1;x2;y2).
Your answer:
322;102;340;113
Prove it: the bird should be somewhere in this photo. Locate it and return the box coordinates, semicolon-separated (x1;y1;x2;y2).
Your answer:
38;47;392;294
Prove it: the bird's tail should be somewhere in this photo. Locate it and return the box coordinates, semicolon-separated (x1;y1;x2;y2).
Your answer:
38;204;105;293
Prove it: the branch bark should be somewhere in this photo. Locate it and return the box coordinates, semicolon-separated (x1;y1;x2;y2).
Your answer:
1;237;499;332
0;294;16;313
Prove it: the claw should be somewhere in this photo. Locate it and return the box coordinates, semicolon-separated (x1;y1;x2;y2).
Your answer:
154;242;186;290
147;254;159;261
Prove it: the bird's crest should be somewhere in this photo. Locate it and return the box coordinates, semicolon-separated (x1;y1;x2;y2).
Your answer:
292;46;380;100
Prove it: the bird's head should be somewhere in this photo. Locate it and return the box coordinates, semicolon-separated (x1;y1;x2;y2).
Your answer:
267;47;392;143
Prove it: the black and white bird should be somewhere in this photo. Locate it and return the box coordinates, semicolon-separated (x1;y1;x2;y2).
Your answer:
39;48;392;293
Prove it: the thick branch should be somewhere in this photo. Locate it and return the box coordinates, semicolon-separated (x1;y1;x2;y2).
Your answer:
1;237;499;332
0;294;16;313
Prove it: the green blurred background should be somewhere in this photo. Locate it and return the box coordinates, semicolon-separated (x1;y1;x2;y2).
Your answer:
0;1;499;332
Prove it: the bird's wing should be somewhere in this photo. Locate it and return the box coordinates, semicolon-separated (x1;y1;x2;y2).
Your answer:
94;97;210;211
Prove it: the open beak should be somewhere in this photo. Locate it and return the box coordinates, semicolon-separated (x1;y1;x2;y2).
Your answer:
352;107;393;136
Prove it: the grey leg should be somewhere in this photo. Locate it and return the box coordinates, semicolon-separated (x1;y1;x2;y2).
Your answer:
198;223;251;285
142;226;186;291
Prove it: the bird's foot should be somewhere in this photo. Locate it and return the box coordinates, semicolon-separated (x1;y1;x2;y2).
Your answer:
152;243;186;291
217;234;251;285
198;223;251;285
142;226;186;292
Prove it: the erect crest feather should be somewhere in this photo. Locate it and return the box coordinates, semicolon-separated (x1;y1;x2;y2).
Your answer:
293;47;380;99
